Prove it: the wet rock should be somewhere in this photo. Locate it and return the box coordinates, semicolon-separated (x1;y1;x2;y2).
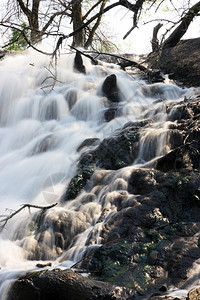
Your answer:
123;120;150;129
104;106;121;122
64;165;96;201
64;88;78;109
128;169;158;195
147;250;159;265
93;130;139;170
77;138;100;152
168;129;184;149
167;98;200;123
102;74;121;102
168;104;194;122
8;269;135;300
185;127;200;144
149;69;164;83
79;125;140;170
74;51;86;74
83;168;200;293
158;284;167;292
60;96;200;296
156;142;200;172
87;237;169;294
32;135;53;155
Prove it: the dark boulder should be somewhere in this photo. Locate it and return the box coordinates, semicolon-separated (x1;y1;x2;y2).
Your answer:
85;169;200;294
63;123;145;202
102;74;121;103
74;52;86;74
160;38;200;87
156;142;200;172
78;124;141;171
8;269;135;300
77;138;100;152
128;168;158;195
104;106;119;122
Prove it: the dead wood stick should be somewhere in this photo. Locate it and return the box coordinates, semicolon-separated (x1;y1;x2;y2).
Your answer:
0;203;57;232
69;45;98;65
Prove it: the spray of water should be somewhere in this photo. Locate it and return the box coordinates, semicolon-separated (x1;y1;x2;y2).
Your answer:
0;48;196;298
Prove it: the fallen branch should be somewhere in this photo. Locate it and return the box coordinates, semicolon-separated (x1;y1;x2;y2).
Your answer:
73;49;164;83
69;45;98;65
84;50;150;74
0;203;57;232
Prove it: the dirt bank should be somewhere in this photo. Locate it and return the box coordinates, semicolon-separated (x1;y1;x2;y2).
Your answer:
149;38;200;88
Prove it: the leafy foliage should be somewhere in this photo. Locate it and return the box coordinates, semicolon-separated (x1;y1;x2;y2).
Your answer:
5;23;30;51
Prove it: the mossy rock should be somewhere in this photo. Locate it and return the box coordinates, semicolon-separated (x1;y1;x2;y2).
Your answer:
88;238;164;292
64;165;96;201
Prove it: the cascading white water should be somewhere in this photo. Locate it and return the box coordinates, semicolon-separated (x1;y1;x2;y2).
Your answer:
0;49;197;299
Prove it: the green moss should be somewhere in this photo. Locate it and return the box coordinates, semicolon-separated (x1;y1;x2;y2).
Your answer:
90;239;161;291
64;165;96;201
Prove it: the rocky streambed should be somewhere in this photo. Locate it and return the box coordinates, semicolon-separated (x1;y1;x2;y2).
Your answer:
8;90;200;299
1;48;199;300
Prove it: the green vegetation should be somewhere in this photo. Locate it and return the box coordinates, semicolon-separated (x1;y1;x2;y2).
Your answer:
5;23;30;51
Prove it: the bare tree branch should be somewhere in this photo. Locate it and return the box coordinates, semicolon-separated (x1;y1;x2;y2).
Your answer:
16;0;31;17
84;0;107;49
82;0;104;21
163;0;200;48
151;23;163;52
69;45;98;65
84;49;151;73
0;203;58;232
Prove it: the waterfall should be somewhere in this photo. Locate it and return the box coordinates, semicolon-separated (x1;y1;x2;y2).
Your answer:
0;49;197;299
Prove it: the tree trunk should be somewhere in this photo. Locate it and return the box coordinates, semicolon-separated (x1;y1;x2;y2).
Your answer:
16;0;41;44
72;0;85;47
29;0;41;44
29;17;41;44
163;1;200;49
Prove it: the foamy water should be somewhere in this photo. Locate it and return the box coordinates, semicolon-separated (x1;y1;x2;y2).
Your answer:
0;49;197;298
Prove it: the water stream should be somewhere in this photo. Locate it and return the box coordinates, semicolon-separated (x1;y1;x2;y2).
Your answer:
0;49;198;298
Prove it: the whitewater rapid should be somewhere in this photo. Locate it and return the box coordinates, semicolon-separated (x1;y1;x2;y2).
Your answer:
0;49;197;299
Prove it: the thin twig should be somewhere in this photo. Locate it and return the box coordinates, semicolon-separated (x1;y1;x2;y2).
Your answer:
0;203;57;232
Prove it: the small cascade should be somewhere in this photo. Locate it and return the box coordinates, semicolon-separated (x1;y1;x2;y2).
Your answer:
0;49;199;299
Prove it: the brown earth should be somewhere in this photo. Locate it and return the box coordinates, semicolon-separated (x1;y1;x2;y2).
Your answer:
148;38;200;88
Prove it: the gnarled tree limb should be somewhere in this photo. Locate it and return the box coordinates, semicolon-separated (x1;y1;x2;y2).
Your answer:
151;23;163;52
163;1;200;48
0;203;57;232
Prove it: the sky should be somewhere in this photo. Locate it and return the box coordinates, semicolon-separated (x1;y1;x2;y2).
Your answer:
106;0;200;54
0;0;200;55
